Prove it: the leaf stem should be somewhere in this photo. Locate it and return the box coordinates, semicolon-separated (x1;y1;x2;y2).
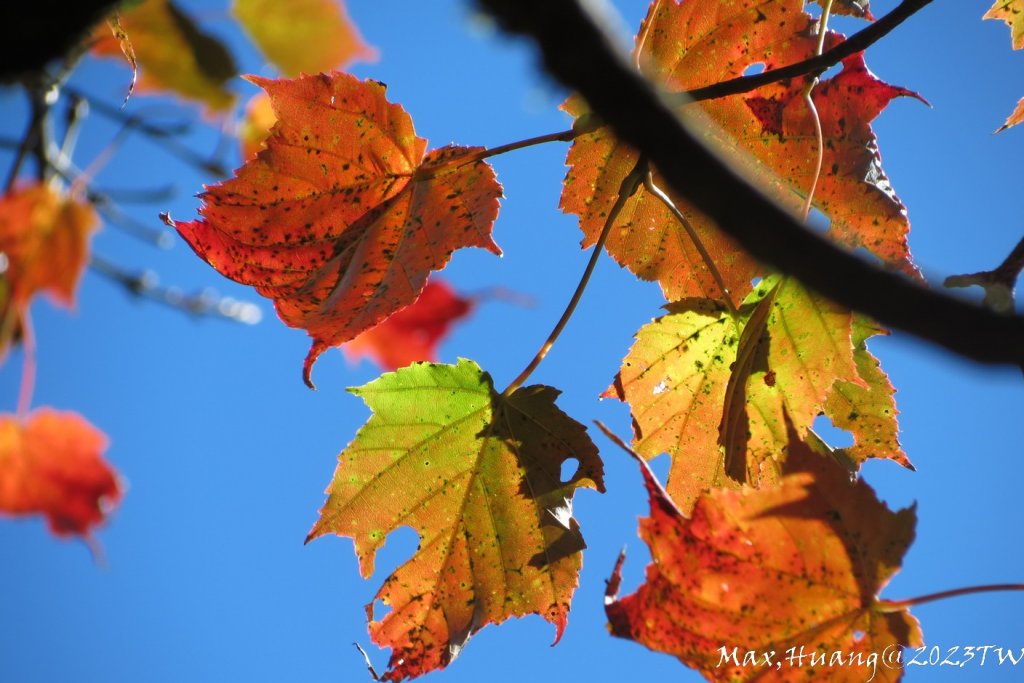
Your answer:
473;128;576;161
643;171;737;314
875;584;1024;613
799;0;833;220
502;160;645;396
16;309;36;419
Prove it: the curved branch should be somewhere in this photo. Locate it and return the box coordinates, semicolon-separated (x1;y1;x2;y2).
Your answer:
476;0;1024;368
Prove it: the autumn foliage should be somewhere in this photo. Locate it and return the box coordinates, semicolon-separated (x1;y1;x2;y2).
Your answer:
0;410;119;538
3;1;1023;682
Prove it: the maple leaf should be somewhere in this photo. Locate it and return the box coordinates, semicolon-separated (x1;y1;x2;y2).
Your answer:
562;0;920;305
0;409;121;538
233;0;374;77
343;278;474;370
0;184;98;357
824;315;911;470
607;276;909;513
985;0;1024;131
605;435;922;682
307;359;604;681
168;73;503;387
987;0;1024;49
92;0;237;112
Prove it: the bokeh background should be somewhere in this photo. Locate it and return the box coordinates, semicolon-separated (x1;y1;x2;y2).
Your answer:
1;1;1022;681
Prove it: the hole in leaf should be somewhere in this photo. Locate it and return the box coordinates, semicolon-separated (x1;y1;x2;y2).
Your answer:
561;457;579;483
820;62;843;81
750;276;763;288
743;62;765;76
371;525;419;581
853;630;865;642
372;599;393;622
813;414;855;449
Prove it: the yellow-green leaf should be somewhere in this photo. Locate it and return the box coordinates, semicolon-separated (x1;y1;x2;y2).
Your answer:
233;0;374;76
92;0;236;112
308;359;603;681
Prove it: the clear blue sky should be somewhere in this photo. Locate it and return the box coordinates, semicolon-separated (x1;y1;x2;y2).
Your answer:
1;1;1022;681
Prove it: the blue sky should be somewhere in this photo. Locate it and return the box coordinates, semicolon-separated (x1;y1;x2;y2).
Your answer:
1;1;1023;681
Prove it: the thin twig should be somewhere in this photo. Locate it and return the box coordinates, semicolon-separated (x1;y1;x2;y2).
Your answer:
66;88;229;177
643;171;737;314
471;128;576;161
90;255;262;324
876;584;1024;613
503;160;645;396
478;0;1024;369
3;89;46;193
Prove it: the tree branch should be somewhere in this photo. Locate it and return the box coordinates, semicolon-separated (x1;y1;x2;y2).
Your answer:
945;235;1024;314
476;0;1024;368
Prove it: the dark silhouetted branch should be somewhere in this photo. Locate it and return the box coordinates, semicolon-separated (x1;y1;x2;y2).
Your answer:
476;0;1024;368
945;235;1024;314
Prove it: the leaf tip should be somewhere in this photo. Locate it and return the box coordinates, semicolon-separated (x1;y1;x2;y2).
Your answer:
604;546;627;606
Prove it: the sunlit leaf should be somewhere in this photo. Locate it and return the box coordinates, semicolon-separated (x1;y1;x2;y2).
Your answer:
606;436;921;682
607;276;913;512
824;316;911;470
308;359;603;681
562;0;921;306
168;73;502;387
986;0;1024;49
986;1;1024;131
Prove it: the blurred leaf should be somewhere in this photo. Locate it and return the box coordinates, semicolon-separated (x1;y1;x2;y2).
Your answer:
344;278;474;370
0;409;121;538
92;0;237;112
233;0;374;76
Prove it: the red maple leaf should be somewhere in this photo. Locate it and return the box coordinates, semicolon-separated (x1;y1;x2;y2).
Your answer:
0;409;122;538
343;278;474;370
168;72;502;387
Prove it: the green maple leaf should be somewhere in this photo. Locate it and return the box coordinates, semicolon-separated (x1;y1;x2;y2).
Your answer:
308;359;604;681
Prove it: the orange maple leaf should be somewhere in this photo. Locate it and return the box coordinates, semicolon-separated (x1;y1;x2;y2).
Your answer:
605;433;921;682
343;278;474;370
0;409;121;538
562;0;921;304
170;72;502;387
0;183;97;309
